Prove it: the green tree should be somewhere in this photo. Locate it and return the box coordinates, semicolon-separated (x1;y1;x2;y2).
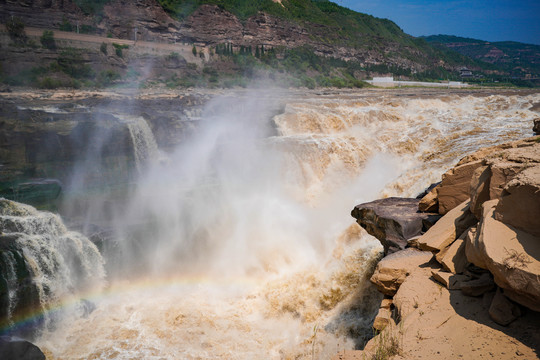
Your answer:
40;30;56;50
192;45;197;56
100;42;108;55
6;17;28;44
59;16;73;32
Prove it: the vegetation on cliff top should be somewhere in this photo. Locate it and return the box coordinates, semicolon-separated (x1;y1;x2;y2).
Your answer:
423;35;540;81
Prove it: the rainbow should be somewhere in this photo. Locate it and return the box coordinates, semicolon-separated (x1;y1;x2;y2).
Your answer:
0;273;261;337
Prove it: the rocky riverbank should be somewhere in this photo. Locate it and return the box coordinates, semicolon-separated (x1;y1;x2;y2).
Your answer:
340;133;540;359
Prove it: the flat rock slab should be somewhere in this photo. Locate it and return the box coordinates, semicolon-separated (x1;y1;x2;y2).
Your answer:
370;248;433;296
351;197;435;253
417;200;476;252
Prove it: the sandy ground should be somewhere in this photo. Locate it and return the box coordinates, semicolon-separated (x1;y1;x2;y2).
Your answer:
333;266;540;360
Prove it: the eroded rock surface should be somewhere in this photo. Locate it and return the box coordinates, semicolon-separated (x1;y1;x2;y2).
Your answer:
467;200;540;311
351;197;435;253
416;200;476;252
369;248;433;296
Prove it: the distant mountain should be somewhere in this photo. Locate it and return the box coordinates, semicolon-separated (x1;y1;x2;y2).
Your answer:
0;1;537;88
423;35;540;80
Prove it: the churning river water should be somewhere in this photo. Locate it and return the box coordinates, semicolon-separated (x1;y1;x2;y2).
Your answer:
12;88;538;359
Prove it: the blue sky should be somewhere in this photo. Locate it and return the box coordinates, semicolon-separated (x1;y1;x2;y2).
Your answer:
337;0;540;45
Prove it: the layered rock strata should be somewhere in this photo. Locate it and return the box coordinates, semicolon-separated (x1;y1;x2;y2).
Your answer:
339;135;540;359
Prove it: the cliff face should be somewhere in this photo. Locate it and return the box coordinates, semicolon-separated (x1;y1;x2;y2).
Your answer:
0;0;427;69
346;135;540;360
100;0;180;42
0;0;86;29
180;4;309;47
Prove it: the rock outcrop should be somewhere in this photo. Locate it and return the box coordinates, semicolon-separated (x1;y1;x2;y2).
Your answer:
351;198;437;253
416;199;476;252
0;336;45;360
0;199;105;337
344;135;540;360
101;0;180;42
0;0;86;30
432;136;540;219
468;199;540;311
369;248;433;296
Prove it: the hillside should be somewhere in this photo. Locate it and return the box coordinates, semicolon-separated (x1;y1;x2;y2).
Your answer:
423;35;540;82
0;0;536;88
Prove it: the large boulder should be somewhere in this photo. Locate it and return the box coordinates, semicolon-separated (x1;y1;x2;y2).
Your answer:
437;160;483;215
418;185;439;213
0;337;45;360
0;179;62;207
533;118;540;135
494;165;540;237
469;166;491;219
432;137;540;216
417;200;476;252
466;200;540;311
351;198;435;253
488;288;522;326
0;199;105;336
370;248;433;296
435;230;468;274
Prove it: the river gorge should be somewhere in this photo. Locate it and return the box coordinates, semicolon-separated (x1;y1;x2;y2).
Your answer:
0;88;538;359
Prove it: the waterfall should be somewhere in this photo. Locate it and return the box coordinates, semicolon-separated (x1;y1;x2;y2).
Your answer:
25;89;540;359
124;116;159;171
0;199;105;337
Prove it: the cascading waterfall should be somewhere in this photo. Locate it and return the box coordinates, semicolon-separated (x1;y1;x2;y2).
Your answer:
12;89;537;359
123;116;159;171
0;199;105;337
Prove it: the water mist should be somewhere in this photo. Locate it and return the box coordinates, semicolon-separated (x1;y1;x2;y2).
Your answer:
34;89;539;359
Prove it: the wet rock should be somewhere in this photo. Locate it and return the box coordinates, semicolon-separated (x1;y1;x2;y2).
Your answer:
351;197;435;254
0;336;45;360
533;119;540;134
80;299;96;318
370;248;433;296
0;178;62;207
461;273;495;297
489;288;521;326
0;199;105;334
417;200;476;252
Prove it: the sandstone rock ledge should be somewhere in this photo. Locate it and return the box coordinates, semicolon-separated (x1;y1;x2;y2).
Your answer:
338;136;540;360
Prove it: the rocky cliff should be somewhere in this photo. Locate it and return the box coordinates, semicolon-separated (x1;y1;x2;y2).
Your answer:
0;0;86;29
0;91;207;215
345;134;540;359
0;0;456;71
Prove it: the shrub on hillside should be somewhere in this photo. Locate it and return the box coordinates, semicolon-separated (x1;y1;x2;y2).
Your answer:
40;30;56;50
6;17;28;45
112;43;129;58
